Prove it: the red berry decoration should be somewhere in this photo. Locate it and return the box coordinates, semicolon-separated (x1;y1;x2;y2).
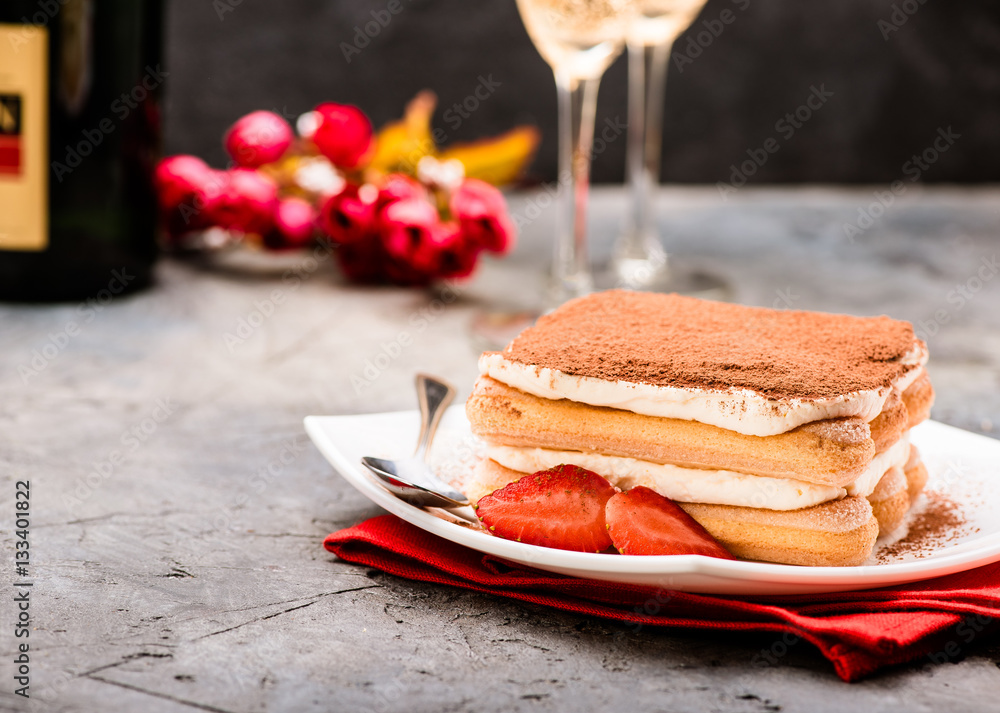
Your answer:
380;197;440;265
155;157;229;244
319;185;377;245
312;103;374;170
154;94;524;284
605;486;734;559
224;110;293;168
263;197;316;250
476;464;617;552
428;223;481;279
450;178;516;253
336;234;389;284
194;170;232;228
214;168;278;235
375;173;428;216
154;155;213;210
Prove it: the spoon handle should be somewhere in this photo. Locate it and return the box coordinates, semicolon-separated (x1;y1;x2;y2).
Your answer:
414;373;456;462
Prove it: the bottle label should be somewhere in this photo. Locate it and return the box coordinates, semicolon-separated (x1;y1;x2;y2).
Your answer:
0;24;48;252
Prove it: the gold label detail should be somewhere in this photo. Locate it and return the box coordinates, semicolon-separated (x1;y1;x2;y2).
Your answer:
0;24;48;251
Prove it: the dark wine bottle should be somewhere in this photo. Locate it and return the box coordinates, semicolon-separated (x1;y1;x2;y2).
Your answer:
0;0;163;302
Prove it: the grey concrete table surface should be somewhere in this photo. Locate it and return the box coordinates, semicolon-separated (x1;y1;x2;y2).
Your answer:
1;186;999;713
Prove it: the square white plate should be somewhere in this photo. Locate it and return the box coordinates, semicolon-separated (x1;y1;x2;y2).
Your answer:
306;408;1000;595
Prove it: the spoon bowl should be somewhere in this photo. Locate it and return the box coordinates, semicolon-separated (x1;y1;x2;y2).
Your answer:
361;455;469;508
361;374;473;513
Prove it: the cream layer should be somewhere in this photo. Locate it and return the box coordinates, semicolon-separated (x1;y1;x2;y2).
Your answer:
484;434;911;511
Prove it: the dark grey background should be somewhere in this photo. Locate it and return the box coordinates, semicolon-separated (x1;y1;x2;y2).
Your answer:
163;0;1000;184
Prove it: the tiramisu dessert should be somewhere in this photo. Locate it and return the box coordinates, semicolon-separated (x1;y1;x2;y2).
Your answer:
462;290;934;566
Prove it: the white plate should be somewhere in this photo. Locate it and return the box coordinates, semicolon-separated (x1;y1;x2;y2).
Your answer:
305;408;1000;595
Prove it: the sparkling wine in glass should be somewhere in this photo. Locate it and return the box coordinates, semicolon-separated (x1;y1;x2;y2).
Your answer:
515;0;637;307
605;0;729;298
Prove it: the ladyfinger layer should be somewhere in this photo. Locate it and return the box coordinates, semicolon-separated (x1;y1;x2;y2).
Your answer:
902;371;935;428
871;391;908;452
467;376;910;487
867;466;909;535
677;497;880;567
867;449;930;536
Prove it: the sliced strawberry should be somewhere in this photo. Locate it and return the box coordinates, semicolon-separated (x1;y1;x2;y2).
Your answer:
605;486;735;559
476;464;617;552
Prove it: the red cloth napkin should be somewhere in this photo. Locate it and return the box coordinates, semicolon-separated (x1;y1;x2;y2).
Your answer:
324;514;1000;682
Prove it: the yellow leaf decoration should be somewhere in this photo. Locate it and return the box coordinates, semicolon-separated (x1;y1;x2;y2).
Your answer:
368;91;437;177
367;92;539;187
439;126;541;187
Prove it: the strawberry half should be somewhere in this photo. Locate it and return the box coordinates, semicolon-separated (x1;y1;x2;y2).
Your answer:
476;464;617;552
605;486;735;559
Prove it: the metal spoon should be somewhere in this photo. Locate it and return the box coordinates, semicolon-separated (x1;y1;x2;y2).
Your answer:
361;374;472;511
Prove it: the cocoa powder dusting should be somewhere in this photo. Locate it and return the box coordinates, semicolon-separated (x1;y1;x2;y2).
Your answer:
878;491;976;561
498;290;923;400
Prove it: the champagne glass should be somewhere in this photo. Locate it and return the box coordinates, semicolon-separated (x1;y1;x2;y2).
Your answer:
515;0;637;307
603;0;729;298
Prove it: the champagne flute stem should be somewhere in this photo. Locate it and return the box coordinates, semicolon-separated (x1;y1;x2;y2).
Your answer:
618;39;671;275
551;71;600;307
